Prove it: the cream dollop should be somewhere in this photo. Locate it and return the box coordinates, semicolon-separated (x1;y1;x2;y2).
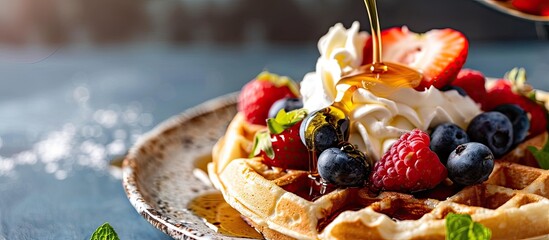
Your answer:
301;21;369;111
300;22;482;161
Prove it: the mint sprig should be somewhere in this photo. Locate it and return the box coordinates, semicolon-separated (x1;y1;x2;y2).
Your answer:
91;222;120;240
445;213;491;240
528;140;549;170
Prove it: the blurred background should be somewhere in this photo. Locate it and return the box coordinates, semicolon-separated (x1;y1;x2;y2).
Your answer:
0;0;548;239
0;0;541;47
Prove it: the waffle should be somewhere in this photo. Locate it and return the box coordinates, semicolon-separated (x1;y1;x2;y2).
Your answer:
208;113;549;239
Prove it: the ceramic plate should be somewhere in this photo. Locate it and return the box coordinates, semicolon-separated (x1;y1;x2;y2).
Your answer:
122;92;246;240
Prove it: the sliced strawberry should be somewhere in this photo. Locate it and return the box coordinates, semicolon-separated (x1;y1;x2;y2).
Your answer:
252;109;309;170
451;69;487;105
238;71;300;125
484;68;548;138
363;27;469;90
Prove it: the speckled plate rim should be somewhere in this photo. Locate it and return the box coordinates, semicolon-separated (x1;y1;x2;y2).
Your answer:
122;92;247;240
475;0;549;22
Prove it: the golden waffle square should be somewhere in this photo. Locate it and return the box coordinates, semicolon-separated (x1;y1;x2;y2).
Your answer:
208;113;549;240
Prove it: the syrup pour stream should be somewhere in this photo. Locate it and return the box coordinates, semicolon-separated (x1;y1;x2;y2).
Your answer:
306;0;423;199
336;0;422;101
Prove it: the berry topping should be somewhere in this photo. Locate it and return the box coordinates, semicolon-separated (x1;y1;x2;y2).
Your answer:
451;68;487;105
238;71;300;125
363;27;469;90
312;125;339;152
447;142;494;186
484;68;548;138
493;104;530;146
542;3;549;16
511;0;546;15
466;112;513;158
370;129;447;192
268;97;303;119
430;123;470;164
317;143;373;187
252;109;309;170
299;106;350;153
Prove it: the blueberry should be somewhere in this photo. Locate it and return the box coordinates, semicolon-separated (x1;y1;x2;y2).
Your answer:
441;85;467;97
447;142;494;185
317;144;372;187
313;125;339;152
268;97;304;119
493;104;529;146
430;123;470;164
300;106;350;152
466;112;513;158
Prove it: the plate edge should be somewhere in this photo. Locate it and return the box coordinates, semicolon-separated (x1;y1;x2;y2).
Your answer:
121;92;239;239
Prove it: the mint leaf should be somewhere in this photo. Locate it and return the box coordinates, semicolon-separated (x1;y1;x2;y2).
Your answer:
91;222;120;240
528;140;549;169
446;213;491;240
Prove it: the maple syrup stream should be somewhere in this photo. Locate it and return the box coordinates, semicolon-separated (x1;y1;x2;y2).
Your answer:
309;0;423;199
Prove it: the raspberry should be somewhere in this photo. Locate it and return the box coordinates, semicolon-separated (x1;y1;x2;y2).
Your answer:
370;129;447;192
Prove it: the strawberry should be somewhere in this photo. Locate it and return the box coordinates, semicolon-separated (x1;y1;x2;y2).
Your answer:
511;0;543;15
484;68;548;138
362;27;469;90
238;71;300;125
451;69;487;105
252;109;309;170
541;2;549;16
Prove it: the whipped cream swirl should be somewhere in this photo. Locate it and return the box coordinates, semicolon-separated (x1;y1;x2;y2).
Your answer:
300;22;482;161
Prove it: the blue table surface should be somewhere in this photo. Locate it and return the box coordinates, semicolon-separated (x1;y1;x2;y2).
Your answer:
0;40;548;240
